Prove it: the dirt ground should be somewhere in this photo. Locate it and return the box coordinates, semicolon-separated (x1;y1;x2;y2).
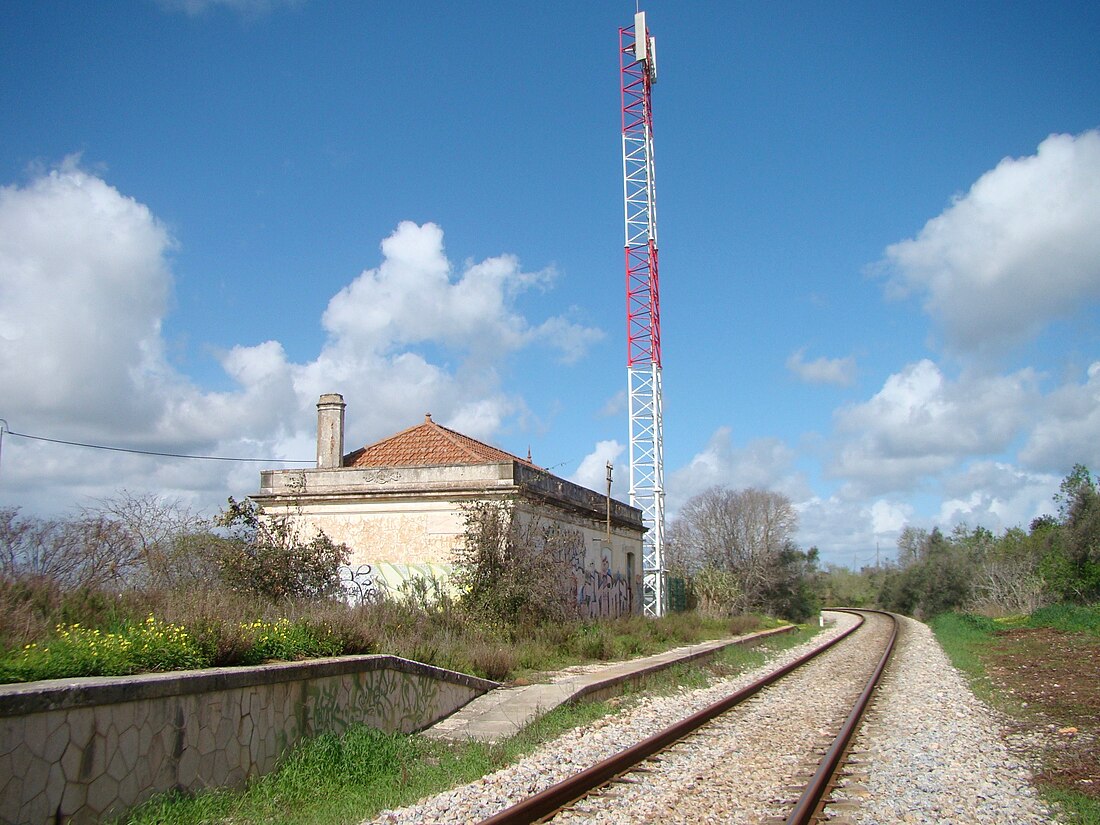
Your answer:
982;627;1100;801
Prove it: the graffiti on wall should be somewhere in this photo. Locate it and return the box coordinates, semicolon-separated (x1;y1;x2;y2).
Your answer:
574;549;633;618
339;563;379;604
552;530;634;619
305;667;443;735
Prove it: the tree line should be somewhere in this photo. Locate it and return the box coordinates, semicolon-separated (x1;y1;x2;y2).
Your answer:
656;463;1099;623
3;462;1094;641
863;464;1100;617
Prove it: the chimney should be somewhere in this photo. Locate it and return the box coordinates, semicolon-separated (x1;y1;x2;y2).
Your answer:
316;393;346;469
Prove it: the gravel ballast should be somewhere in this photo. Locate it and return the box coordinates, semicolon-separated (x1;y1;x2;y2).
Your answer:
367;613;1060;824
846;614;1058;824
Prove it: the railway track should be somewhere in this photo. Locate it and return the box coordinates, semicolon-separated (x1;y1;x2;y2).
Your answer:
477;609;898;825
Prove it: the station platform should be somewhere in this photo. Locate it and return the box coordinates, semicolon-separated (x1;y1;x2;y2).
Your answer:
422;624;794;744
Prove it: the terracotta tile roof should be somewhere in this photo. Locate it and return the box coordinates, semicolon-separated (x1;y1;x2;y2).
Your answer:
344;414;538;469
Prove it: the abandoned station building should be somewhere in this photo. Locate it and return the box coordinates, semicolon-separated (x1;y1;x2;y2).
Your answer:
253;394;644;617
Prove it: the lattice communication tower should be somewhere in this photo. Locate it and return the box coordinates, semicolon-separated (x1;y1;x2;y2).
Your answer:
620;11;665;616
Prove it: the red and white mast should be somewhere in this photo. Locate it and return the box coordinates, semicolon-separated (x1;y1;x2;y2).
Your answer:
621;11;665;616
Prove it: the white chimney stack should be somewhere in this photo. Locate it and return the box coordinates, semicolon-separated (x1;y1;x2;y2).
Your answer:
316;393;346;469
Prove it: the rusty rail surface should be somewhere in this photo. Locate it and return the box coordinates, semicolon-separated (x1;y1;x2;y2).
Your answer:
477;611;874;825
785;609;898;824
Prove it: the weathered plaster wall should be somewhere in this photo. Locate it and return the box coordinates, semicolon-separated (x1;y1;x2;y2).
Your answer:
0;656;496;824
254;461;646;617
294;500;465;566
511;504;642;618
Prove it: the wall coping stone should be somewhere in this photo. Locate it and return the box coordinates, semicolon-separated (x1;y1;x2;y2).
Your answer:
0;655;500;717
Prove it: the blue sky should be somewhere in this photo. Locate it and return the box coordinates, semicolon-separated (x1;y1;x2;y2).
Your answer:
1;0;1098;568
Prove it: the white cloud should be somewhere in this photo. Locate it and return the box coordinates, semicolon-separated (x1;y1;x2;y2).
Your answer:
0;163;599;514
1019;362;1100;473
936;461;1060;533
830;360;1037;494
786;348;856;386
531;316;605;365
569;440;626;497
320;221;598;366
154;0;301;17
0;159;178;435
793;495;912;568
667;427;803;512
883;130;1100;353
869;499;910;534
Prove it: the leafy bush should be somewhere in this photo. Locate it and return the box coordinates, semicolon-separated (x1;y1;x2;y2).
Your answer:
238;618;342;665
691;566;743;618
452;502;581;626
216;497;349;602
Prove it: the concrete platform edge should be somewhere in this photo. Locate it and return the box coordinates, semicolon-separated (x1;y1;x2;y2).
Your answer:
424;623;795;743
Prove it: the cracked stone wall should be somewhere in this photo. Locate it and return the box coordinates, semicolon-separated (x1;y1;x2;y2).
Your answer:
0;656;496;824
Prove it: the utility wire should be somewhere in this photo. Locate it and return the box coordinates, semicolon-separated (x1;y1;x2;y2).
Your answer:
0;423;312;464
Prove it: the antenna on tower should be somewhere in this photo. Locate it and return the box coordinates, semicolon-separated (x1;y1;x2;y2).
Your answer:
620;10;665;616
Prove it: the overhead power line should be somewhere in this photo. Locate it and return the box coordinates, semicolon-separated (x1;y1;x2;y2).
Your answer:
0;422;312;465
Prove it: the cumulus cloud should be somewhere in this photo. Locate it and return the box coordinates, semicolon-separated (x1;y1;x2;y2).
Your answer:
1019;362;1100;472
320;221;599;366
0;159;178;435
667;427;803;512
569;440;626;497
0;163;600;513
882;130;1100;353
830;360;1038;495
786;348;856;386
794;495;914;567
936;461;1060;533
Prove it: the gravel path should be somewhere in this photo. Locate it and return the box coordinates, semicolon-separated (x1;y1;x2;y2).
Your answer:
843;614;1058;824
367;612;1060;825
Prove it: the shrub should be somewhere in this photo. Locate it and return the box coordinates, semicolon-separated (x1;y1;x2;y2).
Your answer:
238;618;342;666
467;643;518;681
692;567;743;618
452;502;581;626
216;498;350;602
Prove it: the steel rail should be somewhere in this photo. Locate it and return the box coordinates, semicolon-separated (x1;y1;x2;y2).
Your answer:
476;612;868;825
785;609;898;824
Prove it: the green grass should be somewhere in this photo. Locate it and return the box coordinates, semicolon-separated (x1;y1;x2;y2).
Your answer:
927;611;997;684
121;699;618;825
931;608;1100;825
1027;603;1100;635
1045;788;1100;825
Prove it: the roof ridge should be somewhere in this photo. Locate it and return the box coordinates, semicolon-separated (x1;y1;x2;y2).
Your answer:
343;414;537;469
341;419;426;465
427;419;499;462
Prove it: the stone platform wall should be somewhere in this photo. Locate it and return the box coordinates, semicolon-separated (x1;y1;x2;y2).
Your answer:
0;656;498;824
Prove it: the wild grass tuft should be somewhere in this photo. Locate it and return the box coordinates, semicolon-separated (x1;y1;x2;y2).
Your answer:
1027;603;1100;635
